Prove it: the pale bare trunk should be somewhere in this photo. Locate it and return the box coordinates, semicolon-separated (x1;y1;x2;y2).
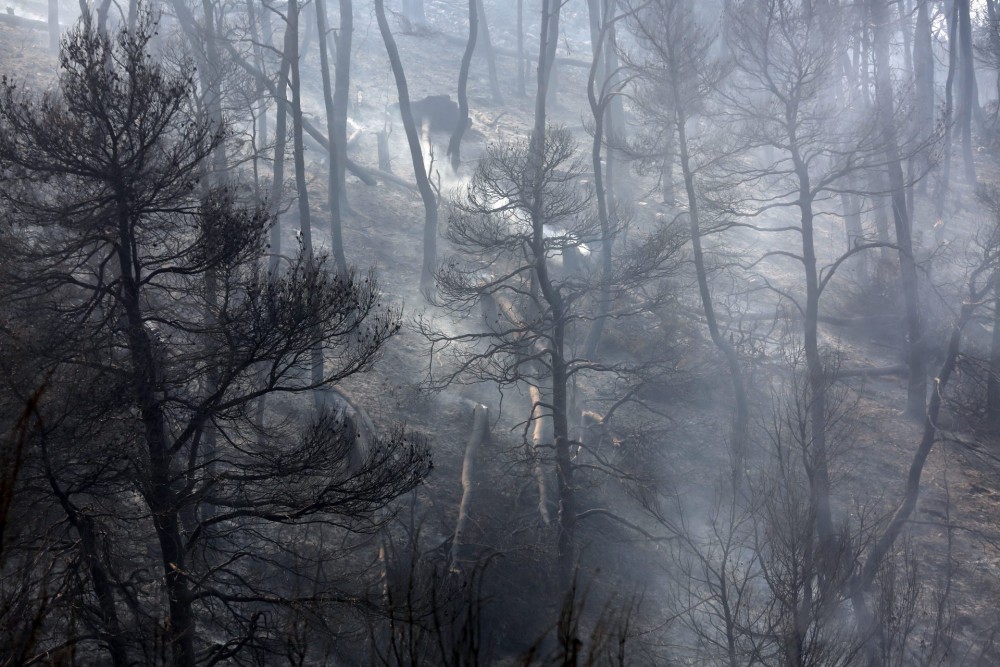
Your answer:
451;404;490;570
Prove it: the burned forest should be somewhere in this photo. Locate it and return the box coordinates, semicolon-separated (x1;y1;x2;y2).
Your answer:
6;0;1000;665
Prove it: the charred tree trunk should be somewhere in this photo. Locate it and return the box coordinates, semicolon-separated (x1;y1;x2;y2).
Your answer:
898;0;917;219
678;114;749;467
199;0;227;526
448;0;478;171
797;160;836;560
529;0;574;589
662;127;676;205
533;0;559;148
855;281;980;626
542;0;561;112
245;0;269;198
168;0;227;529
253;1;293;449
289;0;312;261
375;0;439;297
873;0;927;420
582;1;614;360
957;0;977;184
43;458;129;667
268;39;292;275
116;197;197;667
548;318;574;591
989;272;1000;433
333;0;353;211
475;0;504;105
315;0;348;271
287;0;325;397
597;0;624;213
874;169;892;263
938;1;959;217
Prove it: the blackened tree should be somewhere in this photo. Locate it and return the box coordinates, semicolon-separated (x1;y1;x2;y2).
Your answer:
421;127;683;587
0;15;429;664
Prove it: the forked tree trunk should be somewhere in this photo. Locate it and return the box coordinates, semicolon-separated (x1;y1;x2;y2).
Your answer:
855;283;980;648
286;0;325;397
526;0;574;588
582;2;614;360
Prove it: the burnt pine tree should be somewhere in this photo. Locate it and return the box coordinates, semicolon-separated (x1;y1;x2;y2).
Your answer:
623;0;750;458
422;127;683;589
0;16;429;664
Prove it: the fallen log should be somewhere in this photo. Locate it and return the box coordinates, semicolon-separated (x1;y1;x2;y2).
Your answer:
477;290;553;526
450;403;490;572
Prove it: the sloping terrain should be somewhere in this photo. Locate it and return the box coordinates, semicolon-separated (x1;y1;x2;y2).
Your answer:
5;0;1000;661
